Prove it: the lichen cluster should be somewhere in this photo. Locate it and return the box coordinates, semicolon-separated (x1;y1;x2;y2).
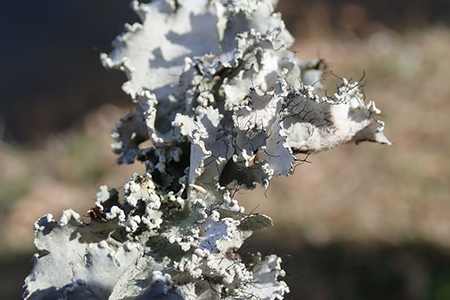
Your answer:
24;0;390;299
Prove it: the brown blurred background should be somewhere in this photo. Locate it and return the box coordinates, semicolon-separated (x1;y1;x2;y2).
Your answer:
1;0;450;299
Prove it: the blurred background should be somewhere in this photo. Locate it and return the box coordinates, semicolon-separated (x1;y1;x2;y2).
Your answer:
1;0;450;299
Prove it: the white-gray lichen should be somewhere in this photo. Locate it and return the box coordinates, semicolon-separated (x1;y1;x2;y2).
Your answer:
23;0;390;299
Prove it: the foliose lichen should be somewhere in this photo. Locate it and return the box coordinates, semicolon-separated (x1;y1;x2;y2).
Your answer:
24;0;390;299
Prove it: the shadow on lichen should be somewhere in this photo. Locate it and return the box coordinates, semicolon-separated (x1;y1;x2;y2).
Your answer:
24;282;114;300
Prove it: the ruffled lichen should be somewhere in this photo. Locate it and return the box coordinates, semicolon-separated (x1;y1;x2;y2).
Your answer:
24;0;390;299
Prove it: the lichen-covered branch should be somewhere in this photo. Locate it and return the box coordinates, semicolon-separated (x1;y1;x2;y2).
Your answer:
24;0;390;299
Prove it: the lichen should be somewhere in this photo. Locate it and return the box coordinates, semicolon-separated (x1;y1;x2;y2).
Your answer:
24;0;390;299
